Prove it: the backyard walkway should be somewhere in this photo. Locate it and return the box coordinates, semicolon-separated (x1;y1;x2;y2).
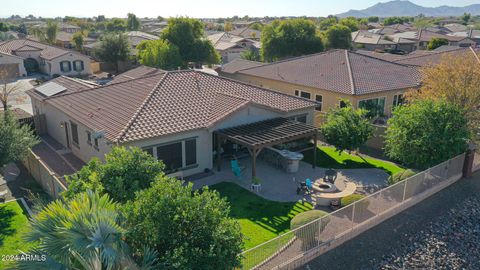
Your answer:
192;157;389;202
300;171;480;270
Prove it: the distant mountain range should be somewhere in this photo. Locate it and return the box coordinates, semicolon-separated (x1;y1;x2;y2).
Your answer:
337;0;480;18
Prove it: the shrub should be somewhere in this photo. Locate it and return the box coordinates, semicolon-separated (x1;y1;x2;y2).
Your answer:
388;169;416;185
291;210;329;250
341;194;366;207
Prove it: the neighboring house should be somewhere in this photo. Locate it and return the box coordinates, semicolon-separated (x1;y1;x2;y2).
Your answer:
0;51;28;78
229;27;262;40
83;31;159;57
141;21;168;34
351;31;397;51
218;49;421;124
208;32;260;63
443;23;468;33
448;30;480;45
389;29;476;50
356;46;478;68
28;68;316;177
33;22;81;33
0;39;92;77
55;31;74;49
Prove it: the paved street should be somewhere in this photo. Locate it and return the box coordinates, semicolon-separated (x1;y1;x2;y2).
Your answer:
301;171;480;270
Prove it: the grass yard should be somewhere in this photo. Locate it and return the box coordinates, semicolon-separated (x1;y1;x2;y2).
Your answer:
303;146;405;175
210;182;313;250
0;200;35;269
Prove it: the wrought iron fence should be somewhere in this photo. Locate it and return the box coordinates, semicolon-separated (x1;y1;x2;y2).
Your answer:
241;153;466;270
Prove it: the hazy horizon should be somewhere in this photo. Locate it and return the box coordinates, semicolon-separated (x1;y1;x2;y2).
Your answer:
1;0;479;19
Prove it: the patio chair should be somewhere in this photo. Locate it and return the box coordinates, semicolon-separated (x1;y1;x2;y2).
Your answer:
231;159;245;178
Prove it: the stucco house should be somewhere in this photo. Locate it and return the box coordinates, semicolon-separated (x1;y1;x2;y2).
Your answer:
218;50;421;125
28;67;317;177
208;32;260;63
0;39;93;78
351;31;398;51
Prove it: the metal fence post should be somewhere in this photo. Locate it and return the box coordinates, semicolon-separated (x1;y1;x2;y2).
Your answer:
402;178;408;201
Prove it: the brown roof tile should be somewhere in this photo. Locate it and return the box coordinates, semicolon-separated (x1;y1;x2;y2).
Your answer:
46;70;316;143
0;39;86;60
237;50;421;95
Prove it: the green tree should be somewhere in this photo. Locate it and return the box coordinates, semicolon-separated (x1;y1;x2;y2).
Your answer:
32;20;58;45
0;111;38;167
95;33;130;73
461;13;471;24
339;17;359;32
325;24;352;49
162;17;220;66
0;22;8;32
383;17;404;26
320;100;374;153
106;18;127;32
261;19;324;62
137;39;183;70
385;99;469;169
63;147;164;203
16;191;158;270
123;176;243;269
368;16;379;23
72;31;85;51
427;38;448;50
224;21;233;32
127;13;141;31
318;17;338;31
249;22;263;31
241;48;261;61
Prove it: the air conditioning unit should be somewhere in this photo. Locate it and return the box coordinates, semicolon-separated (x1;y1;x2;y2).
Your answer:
92;130;105;139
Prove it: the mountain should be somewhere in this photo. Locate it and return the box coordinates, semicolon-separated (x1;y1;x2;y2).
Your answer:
337;0;480;18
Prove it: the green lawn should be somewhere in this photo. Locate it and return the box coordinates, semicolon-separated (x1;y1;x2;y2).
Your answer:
0;200;35;269
211;182;313;250
303;146;405;175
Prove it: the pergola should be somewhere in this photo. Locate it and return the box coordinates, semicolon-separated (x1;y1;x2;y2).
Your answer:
214;118;318;177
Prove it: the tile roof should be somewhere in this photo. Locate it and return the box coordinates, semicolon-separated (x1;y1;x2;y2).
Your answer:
108;65;162;84
351;31;396;45
45;69;316;143
0;39;86;60
236;50;421;95
229;27;262;39
218;58;266;74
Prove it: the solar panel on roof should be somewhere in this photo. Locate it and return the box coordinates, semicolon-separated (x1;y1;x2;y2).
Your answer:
35;82;67;97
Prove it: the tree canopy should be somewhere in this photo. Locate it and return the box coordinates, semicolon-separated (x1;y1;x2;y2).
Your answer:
95;33;130;73
339;17;359;32
427;38;448;50
161;17;219;66
324;24;352;49
407;52;480;143
123;176;243;269
63;147;165;203
320;100;374;153
106;18;127;32
261;19;324;62
137;39;183;70
0;111;39;167
72;31;85;51
385;99;469;169
127;13;141;31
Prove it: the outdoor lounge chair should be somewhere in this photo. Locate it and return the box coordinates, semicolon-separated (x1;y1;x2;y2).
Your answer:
231;159;245;178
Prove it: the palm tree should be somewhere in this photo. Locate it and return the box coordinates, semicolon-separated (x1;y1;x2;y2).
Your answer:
14;191;157;270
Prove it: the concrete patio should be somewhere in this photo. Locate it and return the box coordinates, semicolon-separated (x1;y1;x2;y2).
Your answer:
191;156;390;202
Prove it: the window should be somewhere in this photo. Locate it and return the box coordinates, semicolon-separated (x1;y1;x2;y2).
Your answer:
86;131;92;145
60;61;71;72
359;97;386;118
393;94;405;107
294;90;311;99
185;139;197;166
315;95;323;111
70;121;79;146
157;142;183;172
289;114;307;123
73;60;84;71
94;138;99;150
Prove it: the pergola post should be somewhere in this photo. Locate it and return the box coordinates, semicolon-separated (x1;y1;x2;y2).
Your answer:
252;147;257;178
313;132;317;169
216;133;222;172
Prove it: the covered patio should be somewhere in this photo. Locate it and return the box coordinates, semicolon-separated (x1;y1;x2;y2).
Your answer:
214;118;319;178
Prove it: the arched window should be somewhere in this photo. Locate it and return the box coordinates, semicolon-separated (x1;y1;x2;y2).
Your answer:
60;61;71;72
73;60;84;71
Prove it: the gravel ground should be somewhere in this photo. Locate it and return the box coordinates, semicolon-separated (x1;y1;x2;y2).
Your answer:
301;172;480;270
371;197;480;270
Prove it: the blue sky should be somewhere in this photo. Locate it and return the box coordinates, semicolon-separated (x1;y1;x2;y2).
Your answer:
1;0;479;18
